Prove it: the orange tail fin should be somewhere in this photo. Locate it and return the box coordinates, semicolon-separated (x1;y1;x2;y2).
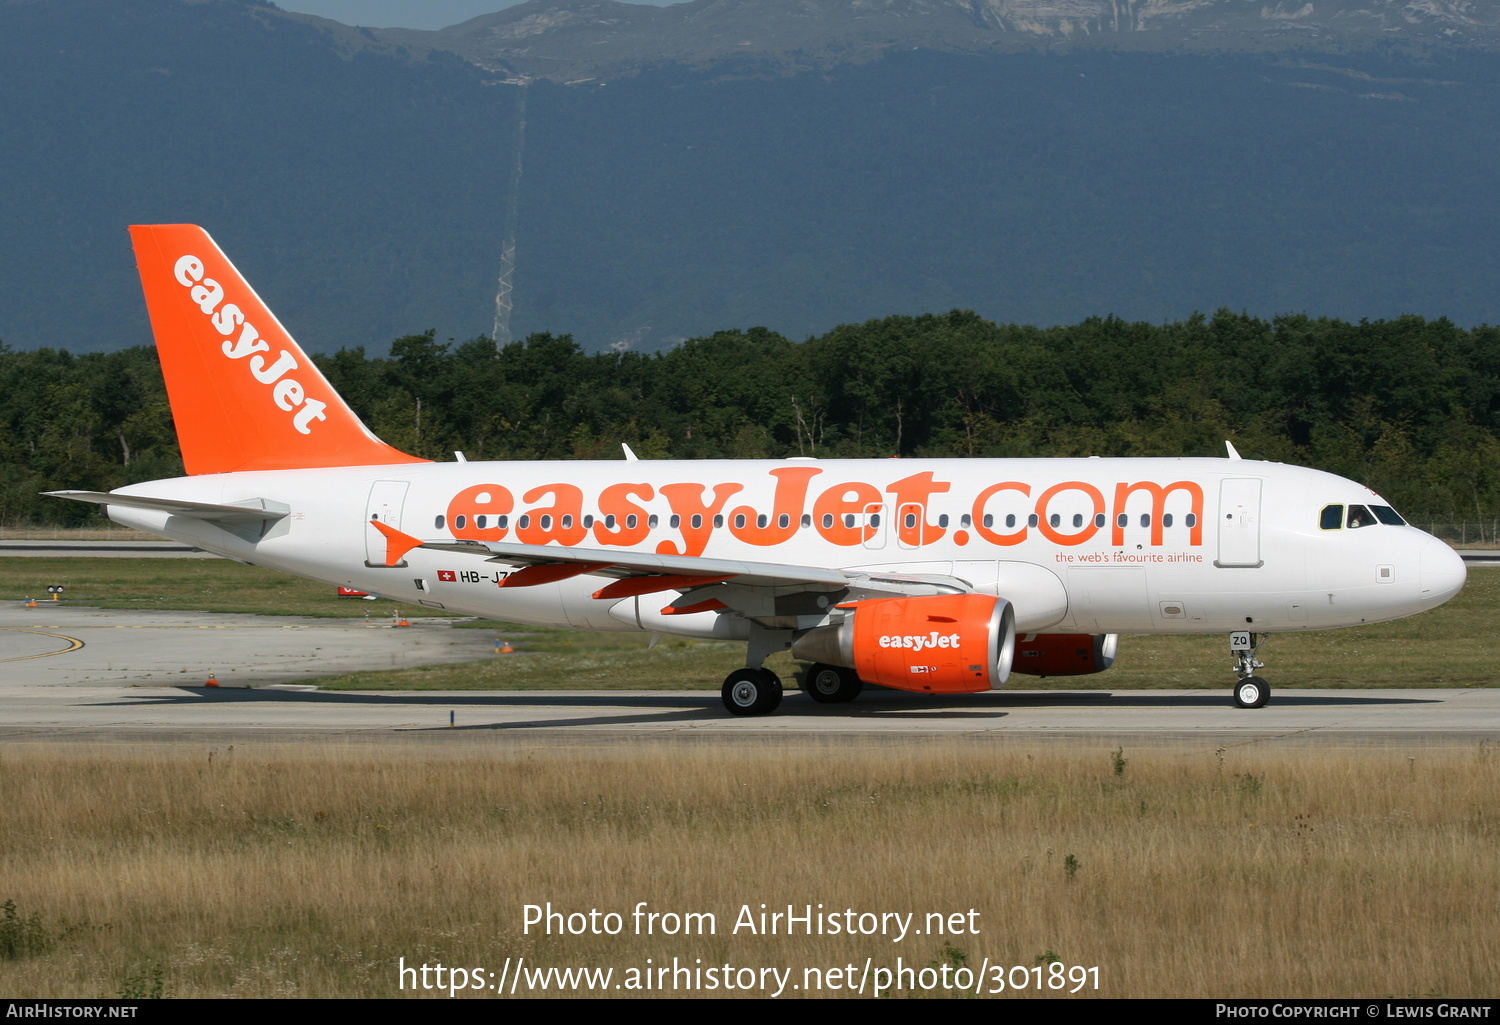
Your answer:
129;224;429;475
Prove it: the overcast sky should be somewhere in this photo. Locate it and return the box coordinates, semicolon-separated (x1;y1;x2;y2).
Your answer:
275;0;673;29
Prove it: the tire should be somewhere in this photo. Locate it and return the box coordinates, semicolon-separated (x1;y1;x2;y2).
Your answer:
722;668;784;716
804;663;864;704
1233;676;1270;709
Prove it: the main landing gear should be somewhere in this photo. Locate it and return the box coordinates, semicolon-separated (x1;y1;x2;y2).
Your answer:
804;663;864;704
722;668;783;716
1230;630;1270;709
721;663;865;715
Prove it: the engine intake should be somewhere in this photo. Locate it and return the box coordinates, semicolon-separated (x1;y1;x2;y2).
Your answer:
1011;633;1118;677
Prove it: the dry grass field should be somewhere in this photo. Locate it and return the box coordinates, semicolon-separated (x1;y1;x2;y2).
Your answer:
0;739;1495;999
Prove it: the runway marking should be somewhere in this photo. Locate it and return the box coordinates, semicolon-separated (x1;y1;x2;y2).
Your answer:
0;628;85;662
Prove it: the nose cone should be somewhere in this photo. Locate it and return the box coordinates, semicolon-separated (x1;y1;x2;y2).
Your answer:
1419;538;1467;606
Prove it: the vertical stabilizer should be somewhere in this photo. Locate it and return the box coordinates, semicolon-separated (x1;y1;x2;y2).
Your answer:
129;224;428;475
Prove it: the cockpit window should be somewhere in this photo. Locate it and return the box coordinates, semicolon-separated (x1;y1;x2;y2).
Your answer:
1371;505;1406;526
1346;505;1376;529
1320;505;1344;530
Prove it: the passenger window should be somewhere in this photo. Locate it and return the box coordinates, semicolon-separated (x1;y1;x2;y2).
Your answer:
1320;505;1344;530
1346;505;1375;529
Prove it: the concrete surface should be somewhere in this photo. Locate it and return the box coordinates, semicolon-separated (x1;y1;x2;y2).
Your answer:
1;604;1496;743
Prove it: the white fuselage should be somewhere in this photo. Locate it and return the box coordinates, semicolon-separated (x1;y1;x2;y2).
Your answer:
105;456;1466;641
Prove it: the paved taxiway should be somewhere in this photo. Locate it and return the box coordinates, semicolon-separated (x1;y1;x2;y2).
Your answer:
1;603;1496;742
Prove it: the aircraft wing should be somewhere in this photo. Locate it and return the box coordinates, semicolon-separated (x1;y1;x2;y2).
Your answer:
423;537;849;590
371;522;967;616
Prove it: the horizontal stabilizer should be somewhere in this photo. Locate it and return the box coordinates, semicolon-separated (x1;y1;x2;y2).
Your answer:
45;491;289;522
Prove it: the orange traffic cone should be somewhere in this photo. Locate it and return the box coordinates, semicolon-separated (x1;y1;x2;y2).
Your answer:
205;673;220;687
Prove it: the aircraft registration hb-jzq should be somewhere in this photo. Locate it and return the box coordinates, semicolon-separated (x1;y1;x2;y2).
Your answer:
51;225;1468;715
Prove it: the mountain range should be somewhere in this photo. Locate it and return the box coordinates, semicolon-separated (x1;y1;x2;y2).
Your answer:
380;0;1500;78
1;0;1498;354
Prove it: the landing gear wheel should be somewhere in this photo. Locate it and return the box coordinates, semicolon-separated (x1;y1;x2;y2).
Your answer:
722;668;783;716
1233;676;1270;709
804;663;864;704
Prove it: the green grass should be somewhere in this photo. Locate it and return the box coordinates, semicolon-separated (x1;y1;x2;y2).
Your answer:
1095;569;1498;690
0;557;454;619
312;568;1500;692
3;557;1495;690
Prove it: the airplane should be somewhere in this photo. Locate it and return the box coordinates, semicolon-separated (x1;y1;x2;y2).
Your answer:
49;225;1468;715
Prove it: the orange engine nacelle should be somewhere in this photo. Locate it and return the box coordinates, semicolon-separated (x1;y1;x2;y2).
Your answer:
791;593;1015;694
1011;634;1118;677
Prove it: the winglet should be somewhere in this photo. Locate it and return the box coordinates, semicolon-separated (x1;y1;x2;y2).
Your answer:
369;519;425;567
129;224;430;475
1225;440;1242;460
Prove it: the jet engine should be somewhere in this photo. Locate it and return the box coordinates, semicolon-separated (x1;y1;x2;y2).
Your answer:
791;593;1015;694
1011;633;1118;677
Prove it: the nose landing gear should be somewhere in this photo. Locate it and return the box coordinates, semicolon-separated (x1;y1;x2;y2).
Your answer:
1229;631;1270;708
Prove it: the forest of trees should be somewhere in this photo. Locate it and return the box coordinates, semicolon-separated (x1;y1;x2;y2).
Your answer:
4;309;1499;536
